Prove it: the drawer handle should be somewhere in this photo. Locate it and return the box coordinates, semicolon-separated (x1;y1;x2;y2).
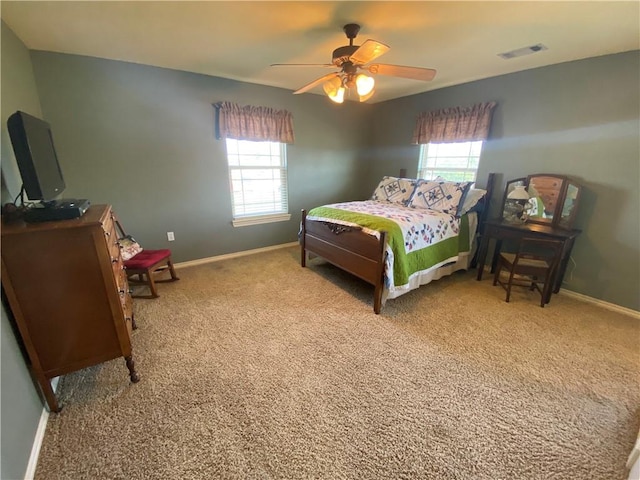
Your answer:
105;231;111;237
112;257;119;264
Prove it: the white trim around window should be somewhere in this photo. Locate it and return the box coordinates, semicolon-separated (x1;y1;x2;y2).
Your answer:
225;138;290;227
231;213;291;227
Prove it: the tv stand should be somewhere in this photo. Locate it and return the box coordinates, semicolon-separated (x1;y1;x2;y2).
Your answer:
24;198;90;223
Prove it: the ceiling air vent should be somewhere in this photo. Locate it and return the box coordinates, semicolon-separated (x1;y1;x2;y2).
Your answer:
498;44;548;60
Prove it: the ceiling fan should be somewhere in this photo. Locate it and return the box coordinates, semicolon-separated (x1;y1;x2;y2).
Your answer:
271;23;437;103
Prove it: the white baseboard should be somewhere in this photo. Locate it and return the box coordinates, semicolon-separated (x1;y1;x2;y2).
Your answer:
174;242;299;269
559;289;640;320
481;265;639;319
25;377;59;480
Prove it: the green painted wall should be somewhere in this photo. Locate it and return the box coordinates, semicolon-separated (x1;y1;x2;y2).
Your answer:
367;51;640;310
0;21;49;480
26;52;372;262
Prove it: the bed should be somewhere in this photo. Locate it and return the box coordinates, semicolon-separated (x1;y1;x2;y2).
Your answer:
300;173;496;313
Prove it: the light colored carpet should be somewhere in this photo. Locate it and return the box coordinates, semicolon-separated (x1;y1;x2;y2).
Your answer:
35;247;639;479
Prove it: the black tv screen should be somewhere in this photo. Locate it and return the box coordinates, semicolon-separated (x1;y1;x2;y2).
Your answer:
7;111;66;202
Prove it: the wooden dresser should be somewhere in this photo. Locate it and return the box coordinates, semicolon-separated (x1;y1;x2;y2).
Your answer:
1;204;139;412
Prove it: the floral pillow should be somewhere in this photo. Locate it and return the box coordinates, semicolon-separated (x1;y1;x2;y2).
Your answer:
119;235;143;261
407;179;472;216
370;176;418;206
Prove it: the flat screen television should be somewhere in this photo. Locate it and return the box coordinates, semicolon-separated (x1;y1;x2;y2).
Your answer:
7;110;66;203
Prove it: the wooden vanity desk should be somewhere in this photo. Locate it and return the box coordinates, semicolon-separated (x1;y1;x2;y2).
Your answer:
1;204;139;412
476;220;581;293
479;173;583;294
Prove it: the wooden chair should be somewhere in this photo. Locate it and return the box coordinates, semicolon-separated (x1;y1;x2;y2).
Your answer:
492;237;564;307
114;216;179;299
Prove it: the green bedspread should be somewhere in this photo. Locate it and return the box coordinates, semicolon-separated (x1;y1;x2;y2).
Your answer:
308;205;470;288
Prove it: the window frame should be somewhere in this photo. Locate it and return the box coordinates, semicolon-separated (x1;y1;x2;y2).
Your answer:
224;138;291;227
417;140;483;182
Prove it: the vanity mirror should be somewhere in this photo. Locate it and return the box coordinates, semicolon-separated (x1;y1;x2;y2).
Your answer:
500;174;581;229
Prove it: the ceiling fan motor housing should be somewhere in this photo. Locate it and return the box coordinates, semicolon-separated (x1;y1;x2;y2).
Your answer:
343;23;361;39
332;24;362;66
332;45;359;66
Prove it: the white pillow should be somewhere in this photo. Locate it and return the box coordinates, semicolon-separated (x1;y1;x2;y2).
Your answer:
408;179;472;216
459;188;487;215
371;176;417;206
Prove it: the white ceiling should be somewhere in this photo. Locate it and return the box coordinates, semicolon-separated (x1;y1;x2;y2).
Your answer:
2;1;639;103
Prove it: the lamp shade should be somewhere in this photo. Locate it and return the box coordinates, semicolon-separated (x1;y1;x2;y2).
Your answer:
507;185;529;200
329;87;345;103
355;74;375;96
359;88;375;103
323;76;341;96
323;77;345;104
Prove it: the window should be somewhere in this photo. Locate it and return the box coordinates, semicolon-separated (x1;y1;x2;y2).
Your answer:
225;138;290;227
417;141;483;182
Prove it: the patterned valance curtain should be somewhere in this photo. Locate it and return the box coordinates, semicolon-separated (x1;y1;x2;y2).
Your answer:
411;101;497;144
214;102;295;144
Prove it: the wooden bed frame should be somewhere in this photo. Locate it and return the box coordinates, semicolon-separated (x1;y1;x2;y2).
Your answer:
300;173;497;314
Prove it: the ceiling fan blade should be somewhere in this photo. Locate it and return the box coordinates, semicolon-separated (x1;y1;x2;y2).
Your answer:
294;72;340;94
349;40;390;65
271;63;335;68
366;64;437;81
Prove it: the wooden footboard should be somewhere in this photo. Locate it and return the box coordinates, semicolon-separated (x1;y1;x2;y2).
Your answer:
301;209;388;314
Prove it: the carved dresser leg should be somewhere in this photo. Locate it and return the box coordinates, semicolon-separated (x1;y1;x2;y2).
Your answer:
125;355;140;383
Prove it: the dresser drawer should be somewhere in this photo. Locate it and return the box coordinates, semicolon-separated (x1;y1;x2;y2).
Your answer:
112;258;126;288
121;292;134;336
118;270;134;336
103;220;122;261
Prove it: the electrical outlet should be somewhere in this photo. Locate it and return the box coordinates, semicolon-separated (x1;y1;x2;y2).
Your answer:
167;232;175;241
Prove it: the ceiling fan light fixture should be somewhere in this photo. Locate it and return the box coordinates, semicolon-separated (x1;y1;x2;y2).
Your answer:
329;87;345;104
323;75;346;103
355;74;375;96
322;76;342;95
358;88;375;103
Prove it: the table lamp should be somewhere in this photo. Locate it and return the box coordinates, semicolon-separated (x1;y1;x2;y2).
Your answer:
506;185;530;222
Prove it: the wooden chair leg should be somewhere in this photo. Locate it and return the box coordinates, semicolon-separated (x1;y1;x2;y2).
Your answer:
492;258;503;286
541;274;554;306
505;269;517;303
167;258;179;281
539;281;548;307
492;265;500;286
146;268;159;298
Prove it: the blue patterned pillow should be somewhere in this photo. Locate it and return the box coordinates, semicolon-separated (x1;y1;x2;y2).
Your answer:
408;180;472;216
371;176;417;206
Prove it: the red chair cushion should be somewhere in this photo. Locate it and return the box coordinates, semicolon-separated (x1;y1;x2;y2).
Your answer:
124;249;172;270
